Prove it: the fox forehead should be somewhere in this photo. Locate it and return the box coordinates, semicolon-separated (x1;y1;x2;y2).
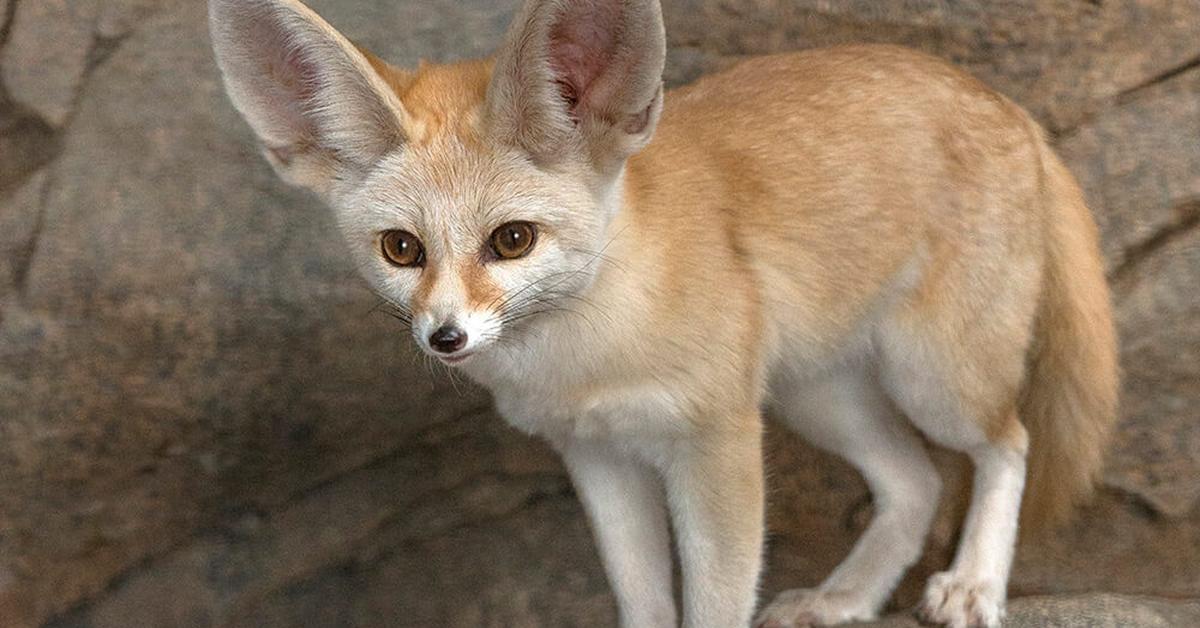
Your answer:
361;138;551;241
353;56;540;227
353;53;599;236
361;51;495;147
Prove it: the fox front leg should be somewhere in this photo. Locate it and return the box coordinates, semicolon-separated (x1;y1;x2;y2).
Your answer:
560;439;677;628
663;420;766;628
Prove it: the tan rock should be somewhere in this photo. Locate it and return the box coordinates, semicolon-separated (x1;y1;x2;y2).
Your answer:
1107;227;1200;517
0;0;100;127
0;171;47;299
858;594;1200;628
1058;70;1200;273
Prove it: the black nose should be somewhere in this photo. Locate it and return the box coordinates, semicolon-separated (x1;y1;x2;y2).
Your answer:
429;325;467;354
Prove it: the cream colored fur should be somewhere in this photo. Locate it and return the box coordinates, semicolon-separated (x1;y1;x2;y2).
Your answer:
209;1;1120;627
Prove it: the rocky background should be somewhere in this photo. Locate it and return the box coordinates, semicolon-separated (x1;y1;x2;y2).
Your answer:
0;0;1198;626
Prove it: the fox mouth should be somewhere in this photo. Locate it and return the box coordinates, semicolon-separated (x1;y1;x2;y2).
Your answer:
435;350;476;365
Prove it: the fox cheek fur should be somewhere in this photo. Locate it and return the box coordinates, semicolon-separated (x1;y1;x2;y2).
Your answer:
210;1;1119;628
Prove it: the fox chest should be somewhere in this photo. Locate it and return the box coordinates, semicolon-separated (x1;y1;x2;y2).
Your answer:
488;380;693;443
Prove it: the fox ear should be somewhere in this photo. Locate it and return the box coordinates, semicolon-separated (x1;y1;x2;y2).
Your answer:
208;0;407;194
486;0;666;173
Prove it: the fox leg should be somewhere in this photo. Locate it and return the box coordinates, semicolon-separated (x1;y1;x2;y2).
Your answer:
559;439;676;628
915;423;1026;628
879;291;1035;628
756;369;941;627
662;421;766;628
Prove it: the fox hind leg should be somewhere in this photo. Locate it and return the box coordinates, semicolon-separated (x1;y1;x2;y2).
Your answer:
915;423;1026;628
756;368;941;627
878;291;1036;628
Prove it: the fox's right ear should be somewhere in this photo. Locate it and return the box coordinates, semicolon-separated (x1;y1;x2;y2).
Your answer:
208;0;407;195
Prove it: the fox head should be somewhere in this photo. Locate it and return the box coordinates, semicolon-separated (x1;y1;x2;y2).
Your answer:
209;0;665;365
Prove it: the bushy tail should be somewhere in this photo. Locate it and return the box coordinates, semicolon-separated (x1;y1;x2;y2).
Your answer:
1019;141;1119;532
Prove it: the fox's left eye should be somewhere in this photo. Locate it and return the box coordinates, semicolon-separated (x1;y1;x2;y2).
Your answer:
490;221;537;260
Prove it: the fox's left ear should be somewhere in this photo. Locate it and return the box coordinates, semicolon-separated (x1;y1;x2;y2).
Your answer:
208;0;408;196
486;0;666;174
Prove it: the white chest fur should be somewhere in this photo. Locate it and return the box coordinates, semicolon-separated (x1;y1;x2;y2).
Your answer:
485;370;693;443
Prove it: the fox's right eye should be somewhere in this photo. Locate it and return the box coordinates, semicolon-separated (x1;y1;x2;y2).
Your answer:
380;230;424;267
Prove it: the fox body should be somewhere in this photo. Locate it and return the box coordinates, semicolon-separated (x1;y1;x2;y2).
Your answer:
209;1;1118;627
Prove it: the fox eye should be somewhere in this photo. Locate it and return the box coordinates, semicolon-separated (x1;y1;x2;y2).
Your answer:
490;221;537;260
380;230;424;267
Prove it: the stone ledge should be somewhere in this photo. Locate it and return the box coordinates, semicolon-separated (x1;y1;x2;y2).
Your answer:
857;594;1200;628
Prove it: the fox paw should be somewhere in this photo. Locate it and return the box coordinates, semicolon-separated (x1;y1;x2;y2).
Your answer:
754;588;877;627
917;571;1004;628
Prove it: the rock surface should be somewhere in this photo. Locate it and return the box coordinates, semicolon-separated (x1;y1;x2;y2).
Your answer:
0;0;1197;626
856;594;1200;628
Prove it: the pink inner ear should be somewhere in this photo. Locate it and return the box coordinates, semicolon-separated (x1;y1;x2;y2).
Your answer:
245;12;322;141
548;0;623;116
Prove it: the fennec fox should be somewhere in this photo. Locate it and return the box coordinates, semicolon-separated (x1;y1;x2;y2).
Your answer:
209;0;1118;626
